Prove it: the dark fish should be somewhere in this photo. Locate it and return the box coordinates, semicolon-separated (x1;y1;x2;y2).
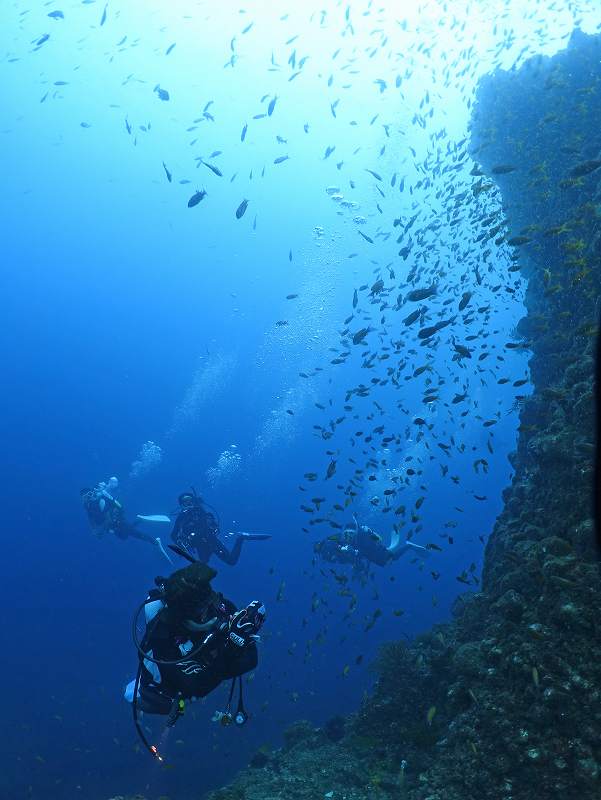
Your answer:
569;159;601;178
407;285;437;302
187;189;207;208
48;10;64;19
491;164;517;174
36;34;50;46
267;96;277;115
352;289;358;308
452;339;472;358
324;145;335;159
456;291;471;312
154;85;170;101
241;123;248;141
358;231;374;244
162;161;172;182
418;318;453;339
166;43;176;55
286;294;298;300
507;236;531;246
274;155;289;164
202;160;223;177
403;308;421;326
365;169;382;181
100;4;107;26
352;328;369;345
235;199;249;219
326;460;337;479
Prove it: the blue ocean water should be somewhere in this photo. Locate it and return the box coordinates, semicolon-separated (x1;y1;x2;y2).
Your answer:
2;2;601;799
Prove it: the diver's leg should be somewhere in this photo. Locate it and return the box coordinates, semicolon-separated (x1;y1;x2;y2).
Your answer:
216;536;244;565
369;543;393;567
387;530;429;561
119;520;157;545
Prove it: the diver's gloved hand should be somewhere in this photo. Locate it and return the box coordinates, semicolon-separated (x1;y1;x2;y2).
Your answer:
227;600;266;647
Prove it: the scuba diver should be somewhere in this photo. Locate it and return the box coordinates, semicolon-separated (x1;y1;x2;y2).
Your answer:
80;476;172;562
314;515;430;572
170;489;271;565
125;548;265;761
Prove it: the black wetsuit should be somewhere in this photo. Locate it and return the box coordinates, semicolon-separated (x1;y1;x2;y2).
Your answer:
170;505;244;565
139;596;257;711
317;527;391;569
355;526;391;566
317;535;360;566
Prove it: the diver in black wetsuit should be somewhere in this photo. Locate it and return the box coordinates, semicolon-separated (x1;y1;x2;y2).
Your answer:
126;559;265;758
314;517;429;571
80;477;168;558
170;491;270;565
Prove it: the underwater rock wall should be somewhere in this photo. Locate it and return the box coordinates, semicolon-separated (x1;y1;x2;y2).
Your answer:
203;30;601;800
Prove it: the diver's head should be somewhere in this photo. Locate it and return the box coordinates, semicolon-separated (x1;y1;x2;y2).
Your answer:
107;476;119;491
161;561;218;618
178;491;199;509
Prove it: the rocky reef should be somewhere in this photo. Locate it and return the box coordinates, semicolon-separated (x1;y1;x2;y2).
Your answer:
198;29;601;800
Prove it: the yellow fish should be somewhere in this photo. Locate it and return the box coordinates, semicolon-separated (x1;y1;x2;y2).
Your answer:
426;706;436;725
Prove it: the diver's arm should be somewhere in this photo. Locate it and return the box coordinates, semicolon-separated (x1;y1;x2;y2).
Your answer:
170;513;184;543
119;519;158;545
